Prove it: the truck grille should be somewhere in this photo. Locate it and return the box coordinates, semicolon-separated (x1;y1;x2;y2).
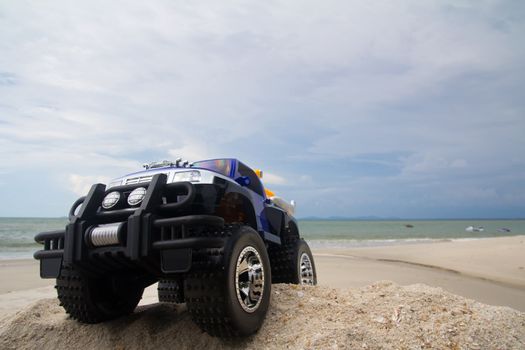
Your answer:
125;175;153;185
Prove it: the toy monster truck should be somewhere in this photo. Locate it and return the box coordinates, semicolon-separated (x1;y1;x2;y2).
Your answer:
34;158;316;337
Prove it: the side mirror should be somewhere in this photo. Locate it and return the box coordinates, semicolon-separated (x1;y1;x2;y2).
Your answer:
235;176;251;187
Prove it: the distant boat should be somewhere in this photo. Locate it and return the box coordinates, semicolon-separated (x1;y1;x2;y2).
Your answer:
497;228;511;233
465;226;484;232
405;224;414;228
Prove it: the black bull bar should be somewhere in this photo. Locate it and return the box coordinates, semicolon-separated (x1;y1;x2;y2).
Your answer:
34;173;225;278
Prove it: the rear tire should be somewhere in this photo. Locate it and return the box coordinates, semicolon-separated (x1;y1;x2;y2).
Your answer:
268;233;298;283
269;238;317;285
56;265;144;323
295;240;317;285
184;225;272;337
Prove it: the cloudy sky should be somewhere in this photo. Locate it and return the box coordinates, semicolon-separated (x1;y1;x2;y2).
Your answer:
1;0;524;218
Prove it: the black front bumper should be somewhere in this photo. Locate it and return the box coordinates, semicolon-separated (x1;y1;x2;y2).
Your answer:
35;173;226;278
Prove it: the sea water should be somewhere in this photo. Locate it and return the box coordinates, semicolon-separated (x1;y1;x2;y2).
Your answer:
0;218;68;260
1;217;524;259
299;220;525;249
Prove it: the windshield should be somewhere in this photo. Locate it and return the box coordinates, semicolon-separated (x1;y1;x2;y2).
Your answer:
192;159;234;178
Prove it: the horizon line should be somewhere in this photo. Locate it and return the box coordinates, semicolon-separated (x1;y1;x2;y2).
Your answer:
1;216;524;221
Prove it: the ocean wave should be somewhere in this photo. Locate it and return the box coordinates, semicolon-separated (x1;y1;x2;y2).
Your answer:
306;238;451;249
0;241;41;249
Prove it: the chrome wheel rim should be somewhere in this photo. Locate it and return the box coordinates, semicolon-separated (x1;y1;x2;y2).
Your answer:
299;252;315;285
235;246;265;313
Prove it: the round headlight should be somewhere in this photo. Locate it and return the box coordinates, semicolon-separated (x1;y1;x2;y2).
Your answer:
128;187;147;206
102;191;121;209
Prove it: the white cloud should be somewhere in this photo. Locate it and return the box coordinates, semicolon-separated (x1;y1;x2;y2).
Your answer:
68;174;111;196
402;153;470;175
168;142;216;164
262;172;286;185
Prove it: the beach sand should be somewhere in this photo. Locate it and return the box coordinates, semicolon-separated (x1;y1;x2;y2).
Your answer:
314;235;525;311
1;236;524;348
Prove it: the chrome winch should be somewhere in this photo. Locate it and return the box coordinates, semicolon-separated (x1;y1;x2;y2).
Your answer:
88;222;125;247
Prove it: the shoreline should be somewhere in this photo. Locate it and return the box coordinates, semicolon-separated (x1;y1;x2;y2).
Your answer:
308;233;525;248
3;233;524;261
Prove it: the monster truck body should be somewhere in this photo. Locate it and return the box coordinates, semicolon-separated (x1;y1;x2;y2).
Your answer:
34;158;316;337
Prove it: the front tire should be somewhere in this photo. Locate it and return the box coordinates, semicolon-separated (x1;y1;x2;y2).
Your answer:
56;265;144;323
158;279;184;303
184;225;272;337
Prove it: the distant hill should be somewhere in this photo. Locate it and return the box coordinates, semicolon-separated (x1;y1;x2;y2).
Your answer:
298;216;402;221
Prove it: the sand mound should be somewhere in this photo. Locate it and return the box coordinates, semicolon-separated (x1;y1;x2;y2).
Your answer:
1;282;524;349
